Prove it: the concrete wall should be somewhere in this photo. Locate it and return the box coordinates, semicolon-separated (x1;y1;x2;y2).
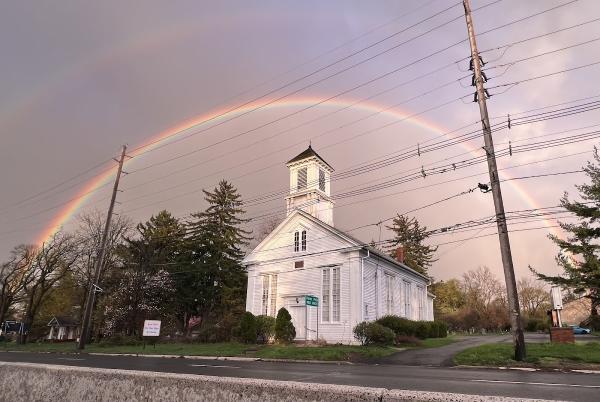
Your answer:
0;362;549;402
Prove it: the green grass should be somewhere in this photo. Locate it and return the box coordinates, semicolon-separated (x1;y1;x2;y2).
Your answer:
418;337;457;348
1;335;454;362
255;344;398;361
1;341;397;361
454;341;600;368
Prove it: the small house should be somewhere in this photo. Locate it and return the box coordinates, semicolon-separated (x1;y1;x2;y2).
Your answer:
47;316;80;341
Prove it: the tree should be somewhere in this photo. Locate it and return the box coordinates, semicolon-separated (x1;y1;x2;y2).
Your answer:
19;232;79;343
386;215;437;276
252;215;283;246
275;307;295;343
71;210;132;325
531;148;600;317
108;211;184;336
0;245;37;324
517;278;550;319
429;279;466;318
182;180;251;334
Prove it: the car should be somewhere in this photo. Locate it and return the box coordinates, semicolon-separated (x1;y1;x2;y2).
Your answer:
571;325;591;335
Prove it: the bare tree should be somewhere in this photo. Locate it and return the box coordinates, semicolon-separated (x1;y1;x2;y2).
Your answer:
71;210;132;323
19;232;79;343
0;245;37;324
252;215;282;247
517;277;551;318
461;266;503;315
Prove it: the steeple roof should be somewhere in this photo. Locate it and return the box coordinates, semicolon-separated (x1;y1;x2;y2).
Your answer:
287;145;334;170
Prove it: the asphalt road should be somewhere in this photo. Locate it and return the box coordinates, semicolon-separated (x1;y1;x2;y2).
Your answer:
1;351;599;401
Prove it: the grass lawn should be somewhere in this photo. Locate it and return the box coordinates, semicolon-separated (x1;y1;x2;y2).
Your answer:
1;340;398;361
454;341;600;368
419;337;457;348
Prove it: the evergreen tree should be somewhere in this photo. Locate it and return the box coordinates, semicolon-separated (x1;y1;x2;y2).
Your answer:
386;215;437;276
182;180;251;334
531;149;600;318
112;211;184;335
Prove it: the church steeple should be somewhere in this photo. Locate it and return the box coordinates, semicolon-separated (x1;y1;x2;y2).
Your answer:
285;145;335;226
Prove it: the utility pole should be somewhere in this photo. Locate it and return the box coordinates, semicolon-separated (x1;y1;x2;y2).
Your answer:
462;0;526;360
78;145;127;350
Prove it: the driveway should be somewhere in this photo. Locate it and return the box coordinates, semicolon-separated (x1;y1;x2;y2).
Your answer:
378;335;510;366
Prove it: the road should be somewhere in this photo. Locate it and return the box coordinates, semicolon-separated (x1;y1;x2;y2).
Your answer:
1;351;599;401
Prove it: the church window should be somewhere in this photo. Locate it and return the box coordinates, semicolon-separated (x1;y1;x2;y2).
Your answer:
301;230;307;251
262;274;278;317
262;276;270;315
270;275;278;316
322;267;341;322
319;169;326;192
322;269;330;322
294;231;299;252
297;167;307;190
403;281;412;319
417;285;424;320
385;275;394;315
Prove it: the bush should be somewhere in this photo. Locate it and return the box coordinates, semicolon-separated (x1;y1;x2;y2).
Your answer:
415;322;429;339
376;315;416;337
256;315;276;344
435;321;448;338
353;322;370;345
353;321;395;345
239;312;257;343
275;308;296;343
395;335;422;346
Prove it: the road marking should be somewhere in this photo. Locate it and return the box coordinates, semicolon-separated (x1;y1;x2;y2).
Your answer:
56;357;85;361
190;364;240;369
470;379;600;388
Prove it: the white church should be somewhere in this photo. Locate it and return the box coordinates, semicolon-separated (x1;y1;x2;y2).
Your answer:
244;146;434;344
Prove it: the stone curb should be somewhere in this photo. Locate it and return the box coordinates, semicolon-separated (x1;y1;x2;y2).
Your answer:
0;361;560;402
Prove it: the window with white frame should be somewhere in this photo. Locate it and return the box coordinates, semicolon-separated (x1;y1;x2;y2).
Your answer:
322;269;330;322
322;267;341;322
385;274;394;315
301;230;307;251
297;167;307;190
319;168;326;192
270;275;278;316
262;276;270;315
261;274;278;317
417;285;424;320
294;231;299;252
403;280;412;319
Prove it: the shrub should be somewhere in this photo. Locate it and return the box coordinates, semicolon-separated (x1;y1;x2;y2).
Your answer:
415;322;429;339
376;315;416;337
353;322;370;345
239;312;257;343
256;315;276;344
353;321;395;345
395;335;422;346
435;321;448;338
275;308;296;343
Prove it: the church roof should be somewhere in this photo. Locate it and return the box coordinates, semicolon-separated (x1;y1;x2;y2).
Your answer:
287;145;334;171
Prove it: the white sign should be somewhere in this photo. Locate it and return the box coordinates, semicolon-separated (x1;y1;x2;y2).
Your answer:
551;286;563;310
142;320;161;337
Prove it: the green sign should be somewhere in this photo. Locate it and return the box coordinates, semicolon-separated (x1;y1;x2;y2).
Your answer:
305;295;319;307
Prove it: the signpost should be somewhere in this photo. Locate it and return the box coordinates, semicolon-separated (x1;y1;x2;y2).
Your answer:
304;296;319;341
142;320;161;349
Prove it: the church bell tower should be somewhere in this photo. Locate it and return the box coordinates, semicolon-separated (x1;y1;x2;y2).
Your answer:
285;145;335;226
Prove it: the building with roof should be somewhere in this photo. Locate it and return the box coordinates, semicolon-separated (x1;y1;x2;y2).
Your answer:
243;146;433;344
46;316;80;341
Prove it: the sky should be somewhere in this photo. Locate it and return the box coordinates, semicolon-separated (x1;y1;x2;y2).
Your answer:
1;0;600;283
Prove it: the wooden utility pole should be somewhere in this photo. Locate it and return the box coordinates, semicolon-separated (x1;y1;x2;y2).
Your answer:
78;145;127;350
462;0;526;360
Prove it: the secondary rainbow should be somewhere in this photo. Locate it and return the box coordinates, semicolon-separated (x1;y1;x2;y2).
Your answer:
36;96;560;244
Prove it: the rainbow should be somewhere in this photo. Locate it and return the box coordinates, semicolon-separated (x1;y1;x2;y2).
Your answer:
36;97;563;244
